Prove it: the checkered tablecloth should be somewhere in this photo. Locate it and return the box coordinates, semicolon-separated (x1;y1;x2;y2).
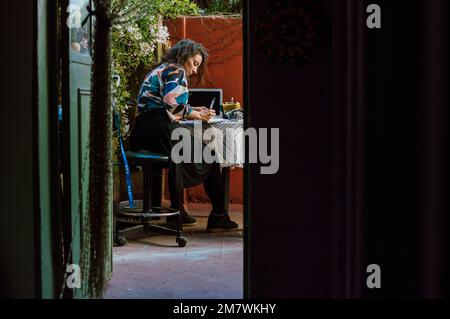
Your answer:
180;119;244;167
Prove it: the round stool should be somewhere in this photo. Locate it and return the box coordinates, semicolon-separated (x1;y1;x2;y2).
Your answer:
114;150;187;247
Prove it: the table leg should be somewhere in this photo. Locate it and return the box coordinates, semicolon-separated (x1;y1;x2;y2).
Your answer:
222;167;230;213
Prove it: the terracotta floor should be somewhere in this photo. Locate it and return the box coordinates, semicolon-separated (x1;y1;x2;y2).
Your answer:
104;202;243;299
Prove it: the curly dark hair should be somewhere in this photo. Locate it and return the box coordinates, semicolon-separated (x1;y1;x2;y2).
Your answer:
158;39;209;86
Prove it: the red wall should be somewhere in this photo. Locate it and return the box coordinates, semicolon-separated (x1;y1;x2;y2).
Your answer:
166;16;243;103
165;16;244;204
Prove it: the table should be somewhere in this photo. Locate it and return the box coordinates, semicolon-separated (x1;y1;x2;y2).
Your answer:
179;119;244;212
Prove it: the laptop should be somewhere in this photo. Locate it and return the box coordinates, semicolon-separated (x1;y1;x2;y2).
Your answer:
188;88;223;115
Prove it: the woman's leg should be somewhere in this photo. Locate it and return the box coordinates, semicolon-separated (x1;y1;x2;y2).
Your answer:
168;166;183;210
203;164;238;231
202;163;226;215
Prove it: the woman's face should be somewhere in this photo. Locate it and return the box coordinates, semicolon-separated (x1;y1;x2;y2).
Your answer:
184;54;203;76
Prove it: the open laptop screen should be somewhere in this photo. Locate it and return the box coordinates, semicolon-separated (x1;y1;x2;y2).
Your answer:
188;88;223;115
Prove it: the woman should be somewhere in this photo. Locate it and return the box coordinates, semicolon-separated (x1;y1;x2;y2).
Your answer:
129;39;238;231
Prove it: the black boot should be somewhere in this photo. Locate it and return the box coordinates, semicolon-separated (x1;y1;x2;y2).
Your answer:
168;206;197;225
206;214;238;232
180;208;197;224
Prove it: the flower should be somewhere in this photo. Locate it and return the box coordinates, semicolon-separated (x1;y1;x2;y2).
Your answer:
155;25;170;44
139;42;155;55
134;31;142;41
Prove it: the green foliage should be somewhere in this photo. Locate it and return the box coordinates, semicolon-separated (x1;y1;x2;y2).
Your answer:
111;0;200;137
151;0;200;18
199;0;242;14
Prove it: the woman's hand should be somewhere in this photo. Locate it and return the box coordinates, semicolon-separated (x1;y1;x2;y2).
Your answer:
187;109;214;122
191;106;216;117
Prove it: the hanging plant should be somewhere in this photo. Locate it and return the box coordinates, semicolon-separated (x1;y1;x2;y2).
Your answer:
254;0;328;68
85;0;200;299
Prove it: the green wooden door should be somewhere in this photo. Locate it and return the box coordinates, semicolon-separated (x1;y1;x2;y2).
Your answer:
67;0;91;298
63;0;112;298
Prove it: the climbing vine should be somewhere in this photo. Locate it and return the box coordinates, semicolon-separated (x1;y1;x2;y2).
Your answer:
111;0;200;137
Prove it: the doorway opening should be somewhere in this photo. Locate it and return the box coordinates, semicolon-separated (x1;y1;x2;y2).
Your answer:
106;4;245;299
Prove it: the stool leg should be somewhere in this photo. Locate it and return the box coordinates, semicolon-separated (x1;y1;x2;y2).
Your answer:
143;166;153;214
176;213;187;247
177;211;182;236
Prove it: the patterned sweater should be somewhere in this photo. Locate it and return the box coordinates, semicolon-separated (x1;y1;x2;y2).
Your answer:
136;63;192;121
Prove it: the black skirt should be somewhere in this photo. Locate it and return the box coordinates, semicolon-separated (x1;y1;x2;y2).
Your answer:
129;108;213;192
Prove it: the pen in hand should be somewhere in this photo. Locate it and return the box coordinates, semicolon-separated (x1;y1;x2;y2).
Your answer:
209;97;216;110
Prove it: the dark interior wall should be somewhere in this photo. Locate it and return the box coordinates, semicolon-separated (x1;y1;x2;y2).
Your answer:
248;0;333;298
364;0;424;298
0;2;38;298
362;0;449;298
247;0;449;299
364;1;425;296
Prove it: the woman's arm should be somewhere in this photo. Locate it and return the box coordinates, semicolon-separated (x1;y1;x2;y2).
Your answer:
161;66;215;121
191;106;208;112
161;67;193;118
